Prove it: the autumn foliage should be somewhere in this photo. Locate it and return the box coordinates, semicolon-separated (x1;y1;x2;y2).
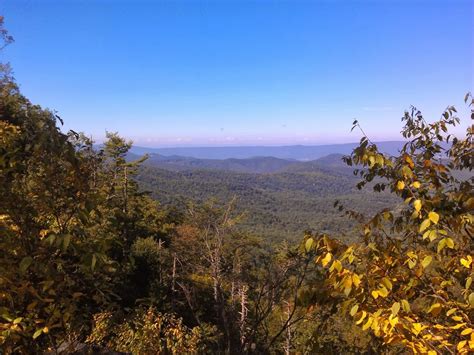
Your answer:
305;95;474;353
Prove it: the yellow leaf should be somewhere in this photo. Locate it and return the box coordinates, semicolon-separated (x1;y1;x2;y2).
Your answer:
369;156;375;167
396;181;405;190
460;256;472;268
362;317;373;331
401;299;410;312
330;260;342;273
446;308;457;316
389;315;398;327
445;238;454;249
352;274;362;288
344;285;352;296
437;238;446;253
376;155;384;166
428;230;438;242
356;311;367;325
391;302;400;317
412;323;424;335
466;277;472;290
413;199;422;212
381;277;393;290
457;340;467;351
321;252;332;267
427;303;441;315
461;328;473;336
428;211;439;224
419;219;431;233
421;255;432;268
378;286;389;298
411;181;421;189
451;323;466;330
350;304;359;317
371;290;379;299
305;238;314;252
39;229;49;238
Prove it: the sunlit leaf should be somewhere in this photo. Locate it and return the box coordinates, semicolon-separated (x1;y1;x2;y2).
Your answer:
421;255;432;268
419;219;431;233
413;199;422;212
391;302;400;317
350;304;359;317
428;211;439;224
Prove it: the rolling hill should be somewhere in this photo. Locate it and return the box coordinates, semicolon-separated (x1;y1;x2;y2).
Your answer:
135;153;397;243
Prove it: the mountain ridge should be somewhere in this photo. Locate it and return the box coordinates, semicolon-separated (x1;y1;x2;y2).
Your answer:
129;141;405;160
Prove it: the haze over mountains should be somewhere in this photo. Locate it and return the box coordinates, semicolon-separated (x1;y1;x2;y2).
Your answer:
130;141;405;161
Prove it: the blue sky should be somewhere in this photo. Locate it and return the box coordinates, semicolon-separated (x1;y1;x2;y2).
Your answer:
1;0;472;147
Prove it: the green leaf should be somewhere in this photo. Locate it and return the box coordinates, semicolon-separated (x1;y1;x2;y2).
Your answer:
13;317;23;324
91;254;97;271
401;299;411;312
381;277;393;290
62;234;71;251
32;328;43;339
45;234;56;246
19;256;33;274
437;238;446;253
350;304;359;317
469;293;474;307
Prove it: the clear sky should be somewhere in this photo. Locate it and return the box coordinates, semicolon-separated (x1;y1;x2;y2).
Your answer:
1;0;472;147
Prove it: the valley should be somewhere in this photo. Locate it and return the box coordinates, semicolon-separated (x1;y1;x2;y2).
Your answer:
136;153;398;243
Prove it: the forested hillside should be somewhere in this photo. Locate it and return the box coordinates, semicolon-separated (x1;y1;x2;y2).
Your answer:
136;162;397;243
1;17;473;355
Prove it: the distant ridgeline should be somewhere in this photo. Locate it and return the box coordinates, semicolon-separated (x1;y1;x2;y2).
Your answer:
129;141;405;160
133;151;398;243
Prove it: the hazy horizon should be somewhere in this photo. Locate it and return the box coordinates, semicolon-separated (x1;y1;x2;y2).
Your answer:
128;139;405;149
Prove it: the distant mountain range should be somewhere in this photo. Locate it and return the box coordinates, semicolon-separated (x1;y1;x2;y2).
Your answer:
135;153;397;243
129;152;355;175
131;140;469;243
129;141;405;161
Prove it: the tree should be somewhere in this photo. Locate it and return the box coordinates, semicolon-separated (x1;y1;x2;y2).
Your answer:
305;95;473;353
0;72;170;352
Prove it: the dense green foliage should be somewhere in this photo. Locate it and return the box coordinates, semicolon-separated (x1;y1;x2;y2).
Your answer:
137;165;397;243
